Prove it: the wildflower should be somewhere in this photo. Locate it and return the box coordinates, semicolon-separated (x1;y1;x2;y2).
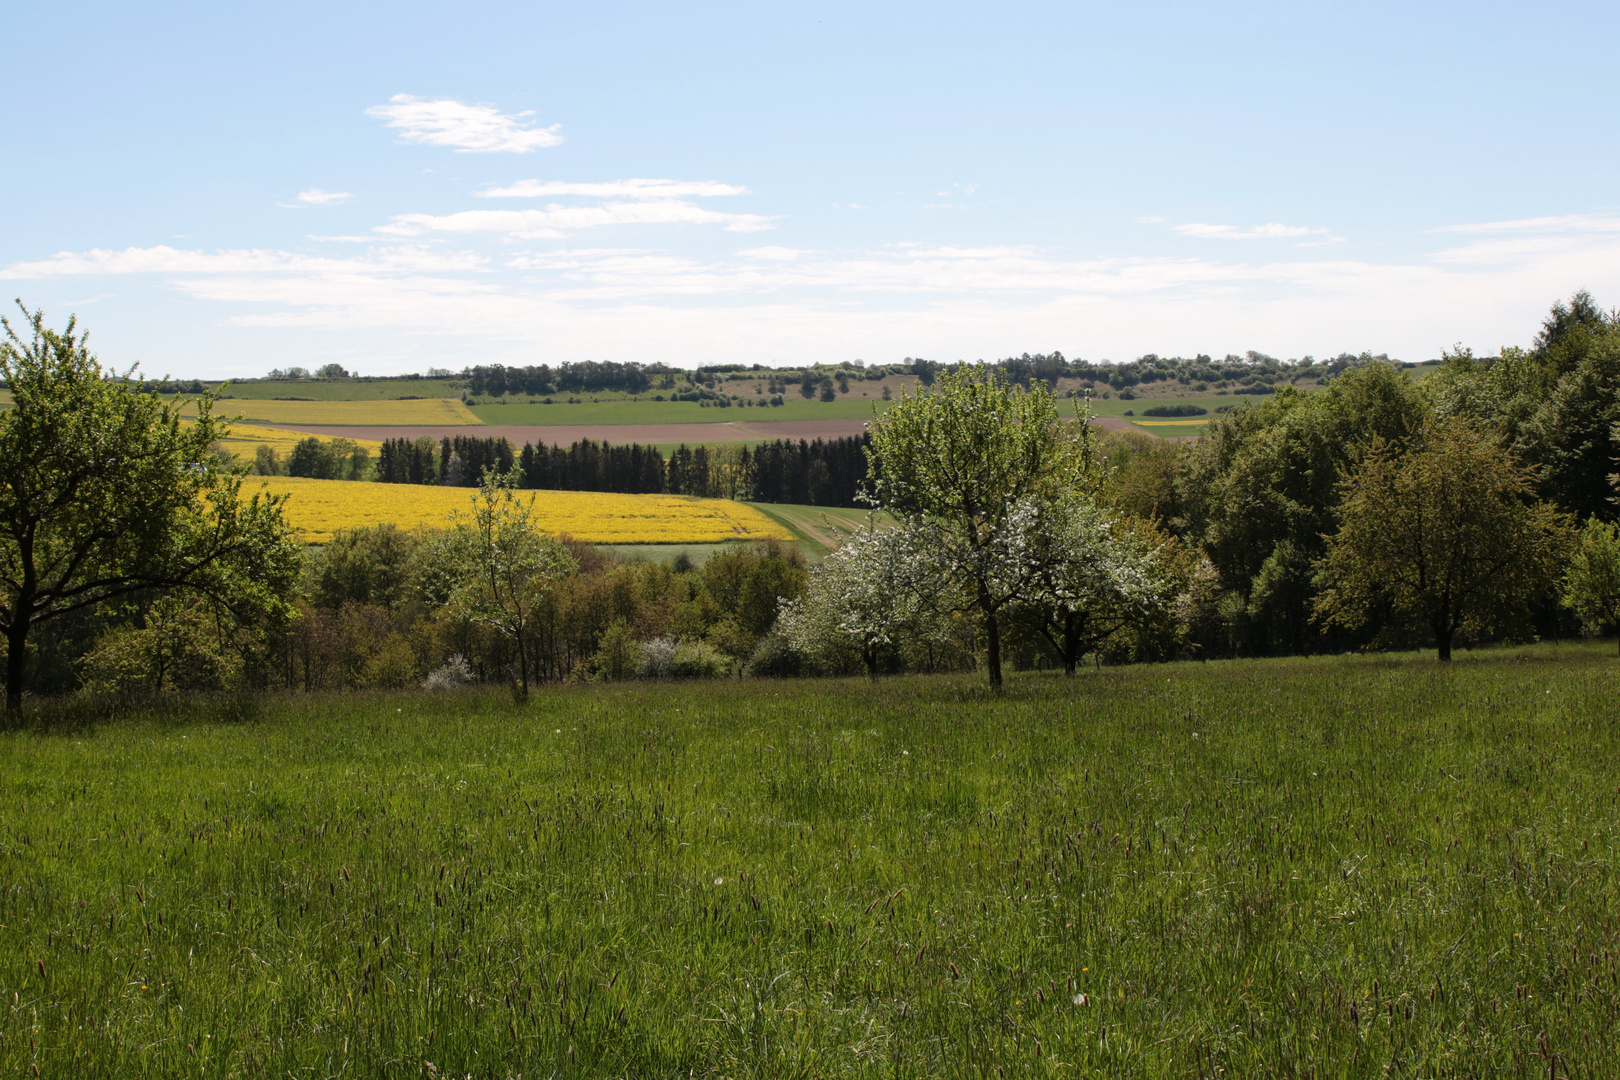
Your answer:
1072;993;1088;1006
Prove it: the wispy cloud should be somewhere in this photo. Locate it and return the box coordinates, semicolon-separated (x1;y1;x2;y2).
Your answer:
1429;212;1620;235
10;211;1620;369
378;201;776;239
365;94;563;153
0;245;486;278
1171;222;1339;241
478;179;749;199
294;188;355;206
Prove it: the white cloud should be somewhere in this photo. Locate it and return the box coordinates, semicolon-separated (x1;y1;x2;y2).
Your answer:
295;189;354;206
365;94;563;153
0;245;486;279
11;211;1620;369
378;200;776;239
478;179;748;199
1430;213;1620;235
1171;222;1337;241
738;247;811;261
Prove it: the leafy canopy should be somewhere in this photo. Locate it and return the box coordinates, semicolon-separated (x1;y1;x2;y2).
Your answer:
0;304;302;710
1314;419;1570;661
866;365;1095;687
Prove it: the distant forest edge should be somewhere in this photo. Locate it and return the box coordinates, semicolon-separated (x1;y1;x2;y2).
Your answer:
256;432;874;508
112;348;1420;401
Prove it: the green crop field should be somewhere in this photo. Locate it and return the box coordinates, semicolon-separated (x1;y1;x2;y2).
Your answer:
2;645;1616;1077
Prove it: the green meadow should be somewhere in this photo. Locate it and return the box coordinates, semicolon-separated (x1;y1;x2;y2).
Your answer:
1;645;1616;1077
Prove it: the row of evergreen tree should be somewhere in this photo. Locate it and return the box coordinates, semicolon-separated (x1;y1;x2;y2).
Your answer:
373;434;873;506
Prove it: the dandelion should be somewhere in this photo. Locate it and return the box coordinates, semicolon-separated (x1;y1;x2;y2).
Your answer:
714;877;724;886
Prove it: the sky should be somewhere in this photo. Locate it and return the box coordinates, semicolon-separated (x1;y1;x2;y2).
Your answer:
4;1;1620;378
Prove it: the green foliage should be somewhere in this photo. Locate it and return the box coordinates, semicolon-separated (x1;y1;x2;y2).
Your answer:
307;524;423;611
1142;403;1207;416
1316;419;1572;660
1562;517;1620;650
288;435;369;480
1;648;1617;1075
1429;292;1620;522
868;365;1093;687
417;469;577;697
0;305;302;710
590;617;641;680
1182;364;1430;653
78;597;244;696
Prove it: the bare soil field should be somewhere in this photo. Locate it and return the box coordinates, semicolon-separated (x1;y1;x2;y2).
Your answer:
259;418;875;445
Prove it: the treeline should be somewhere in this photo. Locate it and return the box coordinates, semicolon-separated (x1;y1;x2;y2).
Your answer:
372;434;874;506
464;361;684;397
456;351;1390;401
1097;290;1620;658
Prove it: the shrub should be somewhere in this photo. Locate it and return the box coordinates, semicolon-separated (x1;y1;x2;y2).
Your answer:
422;654;473;691
637;636;678;678
592;619;641;680
362;634;418;688
745;630;806;677
670;640;734;679
1143;404;1208;417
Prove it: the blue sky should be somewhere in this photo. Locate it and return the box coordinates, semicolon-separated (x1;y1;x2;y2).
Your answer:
5;1;1620;377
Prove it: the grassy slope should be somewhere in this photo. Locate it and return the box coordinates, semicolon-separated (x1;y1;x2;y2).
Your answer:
2;646;1615;1077
746;502;879;558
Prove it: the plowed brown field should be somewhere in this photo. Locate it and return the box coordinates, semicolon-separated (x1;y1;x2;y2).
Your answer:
257;418;874;445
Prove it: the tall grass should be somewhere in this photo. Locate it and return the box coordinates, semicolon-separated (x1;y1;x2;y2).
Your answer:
1;645;1616;1077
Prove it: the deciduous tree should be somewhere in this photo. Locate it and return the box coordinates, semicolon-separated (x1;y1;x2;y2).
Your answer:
0;305;302;711
866;366;1092;687
1314;419;1570;661
1563;517;1620;653
417;467;576;699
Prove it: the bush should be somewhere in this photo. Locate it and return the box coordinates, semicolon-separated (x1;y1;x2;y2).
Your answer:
422;654;473;691
745;630;804;677
592;619;641;680
1143;403;1208;417
669;640;734;679
362;634;419;688
637;636;678;678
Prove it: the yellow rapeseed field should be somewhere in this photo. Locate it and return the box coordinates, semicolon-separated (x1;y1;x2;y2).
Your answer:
209;423;384;461
197;397;482;426
249;476;793;545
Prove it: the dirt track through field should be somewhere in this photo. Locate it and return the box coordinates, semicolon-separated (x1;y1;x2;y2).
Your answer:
257;418;876;445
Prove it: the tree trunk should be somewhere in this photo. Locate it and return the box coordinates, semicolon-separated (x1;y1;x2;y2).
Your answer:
983;608;1004;690
863;643;879;679
1434;619;1453;662
514;628;531;702
1063;611;1081;677
5;618;28;714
